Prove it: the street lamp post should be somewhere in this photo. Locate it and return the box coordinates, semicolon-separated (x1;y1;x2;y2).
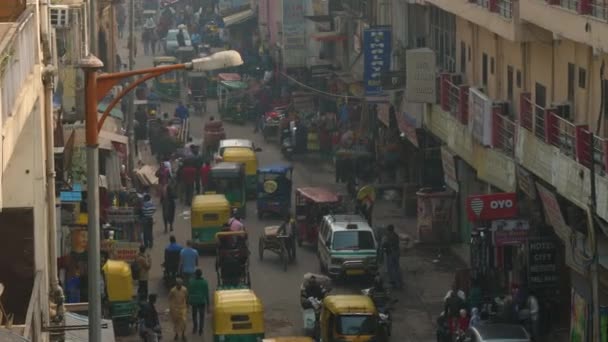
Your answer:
79;50;243;341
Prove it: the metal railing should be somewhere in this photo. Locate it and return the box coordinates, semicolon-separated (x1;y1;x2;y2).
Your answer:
493;112;516;155
533;104;547;140
498;0;513;18
592;135;607;173
0;7;38;120
591;0;608;20
519;95;534;131
446;79;461;118
550;114;577;157
560;0;580;10
477;0;491;8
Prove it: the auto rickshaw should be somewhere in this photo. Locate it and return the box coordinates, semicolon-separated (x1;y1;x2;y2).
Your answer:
319;295;379;342
214;138;256;162
213;289;265;341
217;73;249;123
191;194;231;250
262;338;314;342
221;147;258;198
257;163;293;219
295;187;343;247
102;260;138;336
208;162;247;217
153;56;179;99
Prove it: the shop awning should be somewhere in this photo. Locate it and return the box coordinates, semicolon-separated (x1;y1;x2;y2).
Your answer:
223;9;255;27
312;31;347;42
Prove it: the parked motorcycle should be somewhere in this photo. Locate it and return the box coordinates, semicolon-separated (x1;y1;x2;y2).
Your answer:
281;121;296;160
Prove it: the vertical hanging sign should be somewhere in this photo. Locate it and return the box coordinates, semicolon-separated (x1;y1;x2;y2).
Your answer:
363;27;392;95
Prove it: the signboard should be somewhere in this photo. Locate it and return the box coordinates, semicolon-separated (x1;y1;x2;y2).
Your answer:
491;219;529;246
282;0;307;67
101;240;140;262
469;87;494;146
397;96;422;147
466;192;518;221
363;27;392;95
405;48;436;103
528;238;558;289
441;146;459;192
536;182;570;241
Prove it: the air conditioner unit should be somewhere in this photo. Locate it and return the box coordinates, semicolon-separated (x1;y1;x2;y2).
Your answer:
552;102;572;121
50;5;70;28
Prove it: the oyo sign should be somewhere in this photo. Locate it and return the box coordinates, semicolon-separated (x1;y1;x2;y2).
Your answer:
466;193;517;222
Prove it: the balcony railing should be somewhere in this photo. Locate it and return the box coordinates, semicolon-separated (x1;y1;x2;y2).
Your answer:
545;111;577;157
439;73;469;124
519;93;549;140
493;109;516;156
591;0;608;20
592;135;608;173
1;6;38;120
560;0;580;11
497;0;514;18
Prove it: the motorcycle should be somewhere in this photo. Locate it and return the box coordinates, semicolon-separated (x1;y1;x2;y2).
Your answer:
361;284;398;339
300;273;332;338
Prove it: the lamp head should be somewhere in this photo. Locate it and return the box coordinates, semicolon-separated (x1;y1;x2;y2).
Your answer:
188;50;244;71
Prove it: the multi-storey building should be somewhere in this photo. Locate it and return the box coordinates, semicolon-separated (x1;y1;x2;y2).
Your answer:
0;0;59;340
380;0;608;338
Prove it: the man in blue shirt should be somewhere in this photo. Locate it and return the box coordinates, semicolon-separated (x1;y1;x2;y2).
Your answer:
179;240;199;284
164;236;182;280
175;101;189;121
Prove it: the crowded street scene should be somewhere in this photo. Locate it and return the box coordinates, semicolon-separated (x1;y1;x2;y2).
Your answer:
3;0;608;341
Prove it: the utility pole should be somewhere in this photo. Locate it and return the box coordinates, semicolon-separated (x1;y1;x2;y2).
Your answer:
127;0;136;173
589;60;605;342
89;0;97;55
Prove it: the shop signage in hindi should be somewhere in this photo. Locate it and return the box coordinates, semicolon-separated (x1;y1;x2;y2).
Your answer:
441;146;459;192
536;182;571;241
491;219;529;246
528;238;558;288
363;27;392;95
405;48;436;103
466;192;518;221
468;88;494;146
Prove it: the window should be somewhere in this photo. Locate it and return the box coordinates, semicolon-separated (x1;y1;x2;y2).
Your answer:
579;67;587;89
332;231;376;250
507;66;514;101
516;70;522;88
568;63;575;101
482;53;488;86
429;7;456;72
460;41;466;74
490;57;495;75
337;315;377;335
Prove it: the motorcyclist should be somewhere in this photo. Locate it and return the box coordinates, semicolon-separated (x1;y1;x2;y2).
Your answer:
300;275;326;309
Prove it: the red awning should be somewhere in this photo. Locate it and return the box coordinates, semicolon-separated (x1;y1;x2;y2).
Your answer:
312;32;347;42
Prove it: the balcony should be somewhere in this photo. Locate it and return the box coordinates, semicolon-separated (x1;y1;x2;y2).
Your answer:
439;73;469;125
521;0;608;51
0;6;38;120
492;109;517;156
425;0;520;40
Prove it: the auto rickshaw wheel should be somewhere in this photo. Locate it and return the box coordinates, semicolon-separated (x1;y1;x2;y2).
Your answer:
258;237;264;260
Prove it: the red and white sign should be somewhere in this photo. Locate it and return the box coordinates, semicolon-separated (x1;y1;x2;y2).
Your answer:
466;193;518;221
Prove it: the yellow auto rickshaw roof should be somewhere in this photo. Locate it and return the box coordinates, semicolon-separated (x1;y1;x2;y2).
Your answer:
262;338;314;342
214;289;263;314
323;295;377;314
222;147;256;160
102;259;132;278
153;56;177;64
192;194;230;211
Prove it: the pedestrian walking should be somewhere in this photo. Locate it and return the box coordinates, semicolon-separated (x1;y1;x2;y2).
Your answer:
150;29;159;55
141;194;156;248
169;278;188;341
200;161;211;193
139;294;161;342
142;30;151;55
135;245;152;301
179;240;199;284
381;224;402;289
162;184;177;232
188;269;210;336
178;162;197;206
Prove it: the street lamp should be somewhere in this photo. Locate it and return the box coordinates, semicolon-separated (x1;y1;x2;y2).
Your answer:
79;50;243;342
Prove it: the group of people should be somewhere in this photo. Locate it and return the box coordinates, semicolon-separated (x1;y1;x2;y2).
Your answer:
137;235;211;341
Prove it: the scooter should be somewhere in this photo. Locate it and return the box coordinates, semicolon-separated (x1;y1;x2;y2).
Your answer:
361;286;398;339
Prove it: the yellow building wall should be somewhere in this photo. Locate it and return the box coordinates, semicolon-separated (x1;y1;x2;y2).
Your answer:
528;42;553;106
500;39;523;115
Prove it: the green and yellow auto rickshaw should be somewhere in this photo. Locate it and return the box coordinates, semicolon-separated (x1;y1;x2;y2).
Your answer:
102;260;138;336
191;194;231;250
153;56;179;99
221;147;259;198
217;73;249;123
213;289;264;341
319;295;380;342
208;162;247;218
